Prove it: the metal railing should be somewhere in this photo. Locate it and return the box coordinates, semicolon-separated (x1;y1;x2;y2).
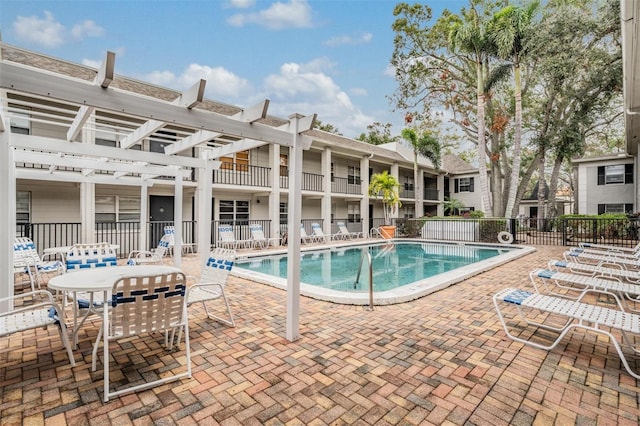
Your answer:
423;188;439;200
331;177;361;195
279;170;324;192
213;164;270;187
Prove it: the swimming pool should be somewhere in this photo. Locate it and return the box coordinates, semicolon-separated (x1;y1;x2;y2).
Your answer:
233;240;535;305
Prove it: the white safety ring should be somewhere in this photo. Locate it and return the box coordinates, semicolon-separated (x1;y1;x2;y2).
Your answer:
497;231;514;244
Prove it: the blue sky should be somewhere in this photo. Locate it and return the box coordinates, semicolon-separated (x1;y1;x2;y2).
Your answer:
0;0;466;139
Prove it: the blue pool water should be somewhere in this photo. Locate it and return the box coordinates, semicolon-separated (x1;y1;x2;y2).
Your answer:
235;241;512;293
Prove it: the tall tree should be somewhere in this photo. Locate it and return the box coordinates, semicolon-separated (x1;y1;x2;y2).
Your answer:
489;1;540;218
447;5;495;214
357;122;400;145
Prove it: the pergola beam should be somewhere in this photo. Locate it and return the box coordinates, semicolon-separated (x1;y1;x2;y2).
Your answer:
232;99;270;123
174;79;206;109
119;119;164;149
95;51;115;88
0;61;297;146
67;105;95;142
207;138;268;158
164;129;220;155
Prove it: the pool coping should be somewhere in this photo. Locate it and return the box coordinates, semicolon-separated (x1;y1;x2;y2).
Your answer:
232;239;537;305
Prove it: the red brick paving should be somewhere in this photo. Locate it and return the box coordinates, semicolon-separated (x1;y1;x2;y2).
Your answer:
1;245;640;424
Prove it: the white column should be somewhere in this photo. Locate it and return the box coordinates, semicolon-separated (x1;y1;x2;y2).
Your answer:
196;149;213;266
173;173;183;268
321;147;332;235
80;118;96;243
416;169;424;218
437;174;445;216
140;181;148;250
0;94;16;309
80;183;96;243
286;114;304;342
391;163;400;222
269;143;281;245
360;155;370;236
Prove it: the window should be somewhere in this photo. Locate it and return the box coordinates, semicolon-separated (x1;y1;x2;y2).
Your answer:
220;151;249;171
150;130;177;153
402;205;414;219
96;196;141;225
598;203;634;215
455;177;474;193
280;154;288;176
10;110;30;135
347;203;360;223
280;202;288;225
96;127;117;147
597;164;633;185
220;200;249;223
403;176;414;191
16;191;30;223
331;163;335;183
347;166;361;185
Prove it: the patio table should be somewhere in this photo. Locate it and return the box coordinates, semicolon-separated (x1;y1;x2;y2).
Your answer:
48;265;181;347
44;244;120;262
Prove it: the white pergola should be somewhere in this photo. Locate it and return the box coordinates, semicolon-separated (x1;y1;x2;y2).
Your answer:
0;48;315;341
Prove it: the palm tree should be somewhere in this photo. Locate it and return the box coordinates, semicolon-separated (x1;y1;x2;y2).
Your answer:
368;171;401;226
448;6;494;215
490;1;540;218
443;196;466;216
401;127;441;218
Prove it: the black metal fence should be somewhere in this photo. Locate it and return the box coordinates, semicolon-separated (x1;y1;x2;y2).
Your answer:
15;216;640;259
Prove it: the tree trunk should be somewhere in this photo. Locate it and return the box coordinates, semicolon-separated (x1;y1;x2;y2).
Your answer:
506;63;523;218
548;155;563;219
476;60;492;215
537;150;546;231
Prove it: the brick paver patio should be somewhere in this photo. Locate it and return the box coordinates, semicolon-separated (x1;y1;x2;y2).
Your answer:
1;245;639;425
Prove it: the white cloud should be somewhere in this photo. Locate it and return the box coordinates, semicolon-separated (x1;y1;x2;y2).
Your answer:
142;63;250;100
350;87;368;96
227;0;314;30
384;64;395;77
71;20;105;39
260;59;374;137
225;0;255;8
324;32;373;47
13;11;65;48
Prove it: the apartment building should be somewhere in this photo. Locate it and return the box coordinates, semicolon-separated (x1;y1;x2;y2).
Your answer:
2;44;443;255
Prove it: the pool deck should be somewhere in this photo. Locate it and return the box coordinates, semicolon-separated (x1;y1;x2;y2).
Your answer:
2;244;640;424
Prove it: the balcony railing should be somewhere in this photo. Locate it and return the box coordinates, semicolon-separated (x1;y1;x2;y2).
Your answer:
331;177;361;195
279;169;324;191
213;163;270;187
424;188;439;200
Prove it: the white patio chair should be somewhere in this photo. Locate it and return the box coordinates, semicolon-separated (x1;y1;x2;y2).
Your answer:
126;234;170;265
311;222;333;243
13;237;64;289
92;271;190;402
300;224;315;244
571;246;639;260
217;224;249;249
578;241;640;254
336;221;362;240
185;248;236;327
163;225;195;254
494;287;640;380
0;290;75;366
249;224;279;249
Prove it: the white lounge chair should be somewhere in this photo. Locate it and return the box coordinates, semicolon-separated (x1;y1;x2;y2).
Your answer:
13;237;64;290
217;224;250;249
335;221;362;240
300;224;316;244
249;224;279;249
529;268;640;312
0;290;75;366
494;288;640;380
126;234;170;265
186;248;236;327
92;271;191;402
570;246;639;260
563;249;640;270
163;225;195;254
548;259;640;284
311;222;333;243
579;241;640;253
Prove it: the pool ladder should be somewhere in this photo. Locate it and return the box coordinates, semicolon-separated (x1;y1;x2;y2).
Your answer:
354;251;374;310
